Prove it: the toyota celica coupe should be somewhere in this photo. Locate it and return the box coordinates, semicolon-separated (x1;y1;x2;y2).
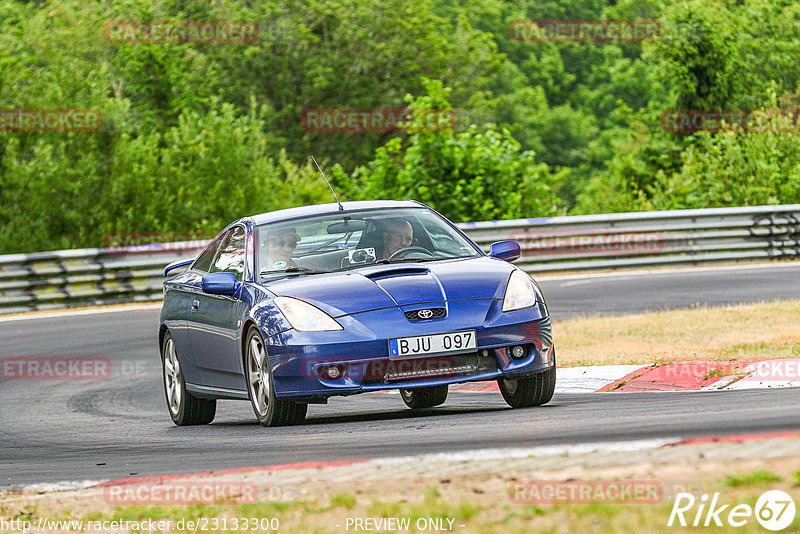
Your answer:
159;200;555;426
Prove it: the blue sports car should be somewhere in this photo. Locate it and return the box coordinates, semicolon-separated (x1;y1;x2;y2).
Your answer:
159;200;555;426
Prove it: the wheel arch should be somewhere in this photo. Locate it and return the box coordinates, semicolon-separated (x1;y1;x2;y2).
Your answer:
158;324;169;355
241;318;261;369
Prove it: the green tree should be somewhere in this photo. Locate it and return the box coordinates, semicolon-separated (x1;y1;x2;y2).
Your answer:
337;79;565;222
648;93;800;209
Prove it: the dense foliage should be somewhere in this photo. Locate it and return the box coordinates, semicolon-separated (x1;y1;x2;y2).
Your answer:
1;0;798;252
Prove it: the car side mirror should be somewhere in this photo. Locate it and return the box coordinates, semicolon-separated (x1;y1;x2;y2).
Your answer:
489;240;521;262
201;272;240;296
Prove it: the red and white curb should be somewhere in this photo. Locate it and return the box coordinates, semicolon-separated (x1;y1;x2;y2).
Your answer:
0;439;711;493
597;357;800;392
446;357;800;394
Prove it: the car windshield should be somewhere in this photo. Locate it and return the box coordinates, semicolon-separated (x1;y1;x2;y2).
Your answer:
256;207;481;279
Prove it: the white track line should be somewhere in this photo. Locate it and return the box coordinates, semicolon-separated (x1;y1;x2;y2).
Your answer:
4;439;678;494
0;303;162;323
534;260;800;282
342;438;679;466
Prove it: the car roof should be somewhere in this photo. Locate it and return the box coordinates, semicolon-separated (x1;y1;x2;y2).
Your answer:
249;200;423;225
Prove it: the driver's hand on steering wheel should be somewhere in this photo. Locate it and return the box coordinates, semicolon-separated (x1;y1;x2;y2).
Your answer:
387;245;434;260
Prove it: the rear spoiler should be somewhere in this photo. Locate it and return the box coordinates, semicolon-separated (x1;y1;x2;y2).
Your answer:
164;258;194;276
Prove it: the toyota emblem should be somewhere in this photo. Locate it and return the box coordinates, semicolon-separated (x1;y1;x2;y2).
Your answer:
418;309;433;319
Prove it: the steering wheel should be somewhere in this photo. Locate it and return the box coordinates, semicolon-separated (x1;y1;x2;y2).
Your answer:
388;246;435;260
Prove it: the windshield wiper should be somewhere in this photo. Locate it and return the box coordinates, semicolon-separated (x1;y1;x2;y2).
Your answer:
371;257;438;266
260;267;326;278
332;255;470;272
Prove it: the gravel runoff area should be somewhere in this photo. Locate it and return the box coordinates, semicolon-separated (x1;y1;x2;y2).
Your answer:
2;431;799;533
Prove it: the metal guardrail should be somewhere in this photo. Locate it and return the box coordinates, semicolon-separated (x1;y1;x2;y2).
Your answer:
0;244;207;315
463;204;800;273
1;205;798;314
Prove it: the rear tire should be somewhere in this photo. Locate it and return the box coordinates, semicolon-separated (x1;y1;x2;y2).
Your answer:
162;331;216;426
400;385;448;409
498;363;556;408
245;326;306;426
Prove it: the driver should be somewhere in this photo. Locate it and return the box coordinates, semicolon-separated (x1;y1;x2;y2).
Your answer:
381;219;413;259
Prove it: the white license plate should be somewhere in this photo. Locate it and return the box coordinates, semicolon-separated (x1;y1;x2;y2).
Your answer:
388;330;477;358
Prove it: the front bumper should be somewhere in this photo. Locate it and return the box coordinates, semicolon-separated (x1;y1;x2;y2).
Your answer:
264;298;554;399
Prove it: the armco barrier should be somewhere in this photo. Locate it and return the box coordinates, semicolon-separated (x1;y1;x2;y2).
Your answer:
463;204;800;273
1;205;799;314
0;243;208;315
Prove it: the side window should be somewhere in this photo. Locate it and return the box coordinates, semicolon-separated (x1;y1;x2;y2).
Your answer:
193;233;225;272
210;226;246;281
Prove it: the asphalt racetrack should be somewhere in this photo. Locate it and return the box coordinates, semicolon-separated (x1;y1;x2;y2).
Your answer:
2;263;800;489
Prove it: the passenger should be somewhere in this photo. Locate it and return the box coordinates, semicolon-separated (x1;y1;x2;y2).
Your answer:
265;227;300;270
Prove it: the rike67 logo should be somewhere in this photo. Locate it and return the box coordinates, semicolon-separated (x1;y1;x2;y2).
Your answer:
668;490;796;531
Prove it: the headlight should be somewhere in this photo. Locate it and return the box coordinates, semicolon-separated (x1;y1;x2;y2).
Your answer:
502;270;538;312
274;296;343;332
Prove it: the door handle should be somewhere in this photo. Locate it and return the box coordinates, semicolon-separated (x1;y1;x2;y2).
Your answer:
191;299;199;311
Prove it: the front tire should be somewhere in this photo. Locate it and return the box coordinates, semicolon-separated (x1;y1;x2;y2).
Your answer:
498;363;556;408
288;403;309;425
162;331;216;426
400;385;448;409
245;326;306;426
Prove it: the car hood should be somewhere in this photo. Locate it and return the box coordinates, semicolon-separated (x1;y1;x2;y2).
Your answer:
262;257;514;316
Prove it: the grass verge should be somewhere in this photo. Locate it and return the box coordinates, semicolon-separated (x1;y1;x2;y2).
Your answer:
555;299;800;366
6;467;796;534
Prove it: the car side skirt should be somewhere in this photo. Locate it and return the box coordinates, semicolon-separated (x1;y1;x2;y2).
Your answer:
186;382;249;400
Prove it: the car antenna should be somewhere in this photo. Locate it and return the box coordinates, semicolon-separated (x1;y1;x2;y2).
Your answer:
311;155;344;211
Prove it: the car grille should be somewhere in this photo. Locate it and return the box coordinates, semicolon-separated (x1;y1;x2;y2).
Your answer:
363;352;497;384
404;308;446;321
